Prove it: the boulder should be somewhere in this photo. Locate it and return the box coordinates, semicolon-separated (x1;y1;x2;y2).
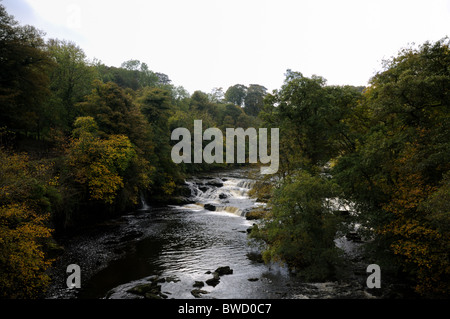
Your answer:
165;276;180;283
191;289;209;298
215;266;233;275
205;272;220;287
144;292;162;299
193;281;204;288
204;204;216;211
346;232;362;242
127;282;160;296
247;252;264;263
205;179;224;188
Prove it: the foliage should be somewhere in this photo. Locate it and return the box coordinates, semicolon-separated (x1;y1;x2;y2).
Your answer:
45;39;97;133
251;171;342;281
0;149;56;298
66;117;136;205
331;38;450;296
0;5;53;138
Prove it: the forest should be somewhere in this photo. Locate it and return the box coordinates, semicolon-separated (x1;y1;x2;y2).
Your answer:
0;3;449;299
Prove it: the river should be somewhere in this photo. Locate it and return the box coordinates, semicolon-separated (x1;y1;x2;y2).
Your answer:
46;168;374;299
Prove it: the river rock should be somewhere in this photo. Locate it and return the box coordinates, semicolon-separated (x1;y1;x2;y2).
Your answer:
247;252;264;263
127;282;160;296
215;266;233;275
204;204;216;211
205;179;224;188
191;289;209;298
205;272;220;287
346;232;362;242
219;193;228;199
145;292;162;299
193;281;204;288
149;276;166;284
165;276;180;283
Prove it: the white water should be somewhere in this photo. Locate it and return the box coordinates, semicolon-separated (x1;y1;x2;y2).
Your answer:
182;176;259;217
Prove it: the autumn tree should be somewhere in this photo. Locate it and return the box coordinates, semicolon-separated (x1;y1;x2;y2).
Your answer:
65;117;136;210
0;149;58;298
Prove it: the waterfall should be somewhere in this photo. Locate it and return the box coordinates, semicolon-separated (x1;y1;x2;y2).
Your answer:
139;192;150;210
179;175;257;217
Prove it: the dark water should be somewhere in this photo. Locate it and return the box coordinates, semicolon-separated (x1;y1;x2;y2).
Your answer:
48;168;373;299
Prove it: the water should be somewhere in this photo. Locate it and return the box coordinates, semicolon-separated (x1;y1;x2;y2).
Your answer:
57;169;292;299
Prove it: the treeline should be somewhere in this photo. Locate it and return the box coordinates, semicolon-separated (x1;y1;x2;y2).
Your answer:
0;4;263;298
250;39;450;298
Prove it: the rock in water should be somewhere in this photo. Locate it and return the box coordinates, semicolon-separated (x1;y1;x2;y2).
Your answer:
215;266;233;275
204;204;216;211
127;282;160;295
191;289;209;298
205;272;220;287
205;179;224;187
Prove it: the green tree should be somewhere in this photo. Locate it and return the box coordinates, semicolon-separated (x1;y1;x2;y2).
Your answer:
137;87;182;195
251;171;342;281
262;71;361;174
0;4;53;138
244;84;266;116
225;84;247;106
46;39;97;132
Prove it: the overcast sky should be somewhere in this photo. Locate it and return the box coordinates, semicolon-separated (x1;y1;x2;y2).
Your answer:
3;0;450;94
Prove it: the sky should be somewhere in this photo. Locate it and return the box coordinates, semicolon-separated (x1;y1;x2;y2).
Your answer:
3;0;450;94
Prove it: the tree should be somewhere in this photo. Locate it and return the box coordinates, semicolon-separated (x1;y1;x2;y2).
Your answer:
0;4;53;138
0;149;57;298
225;84;247;106
137;87;182;195
251;170;342;281
121;59;141;71
262;71;361;173
78;80;139;138
66;117;136;205
46;39;97;132
209;87;224;103
77;81;155;206
244;84;266;116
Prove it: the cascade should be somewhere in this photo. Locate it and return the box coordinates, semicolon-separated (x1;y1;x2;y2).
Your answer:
181;175;257;217
139;192;151;210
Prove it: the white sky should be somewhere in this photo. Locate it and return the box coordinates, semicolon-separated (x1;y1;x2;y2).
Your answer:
3;0;450;94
